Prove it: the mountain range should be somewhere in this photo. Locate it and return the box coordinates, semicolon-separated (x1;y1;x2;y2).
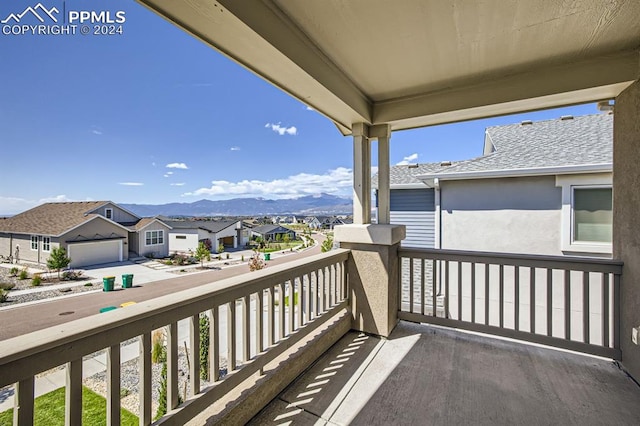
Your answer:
120;194;352;217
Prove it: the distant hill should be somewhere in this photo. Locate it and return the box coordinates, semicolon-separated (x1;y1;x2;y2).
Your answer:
121;194;352;217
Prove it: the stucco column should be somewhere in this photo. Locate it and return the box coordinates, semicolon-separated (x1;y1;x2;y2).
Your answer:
352;123;371;224
613;79;640;381
335;224;406;337
371;124;391;224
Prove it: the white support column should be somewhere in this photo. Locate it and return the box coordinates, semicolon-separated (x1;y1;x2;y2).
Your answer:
371;124;391;224
352;123;371;224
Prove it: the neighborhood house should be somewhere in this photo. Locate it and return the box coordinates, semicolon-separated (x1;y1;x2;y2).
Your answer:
375;113;613;257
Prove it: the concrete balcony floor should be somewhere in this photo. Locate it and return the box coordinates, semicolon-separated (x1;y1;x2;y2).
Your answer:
249;321;640;425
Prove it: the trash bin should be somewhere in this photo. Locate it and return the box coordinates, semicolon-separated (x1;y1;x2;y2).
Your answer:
122;274;134;289
103;276;115;292
264;253;271;261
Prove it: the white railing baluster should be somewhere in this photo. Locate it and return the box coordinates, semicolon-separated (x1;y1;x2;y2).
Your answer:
66;358;82;426
515;266;520;331
499;265;505;329
297;276;303;328
530;267;536;334
210;307;220;382
583;272;590;343
485;264;490;326
409;257;414;313
227;301;237;371
167;322;179;410
139;332;152;425
304;273;311;325
107;344;121;426
564;270;571;340
603;273;610;347
190;314;200;396
267;287;274;347
278;283;285;340
457;262;462;321
14;377;34;426
471;262;476;323
547;269;553;337
243;296;251;362
288;279;295;335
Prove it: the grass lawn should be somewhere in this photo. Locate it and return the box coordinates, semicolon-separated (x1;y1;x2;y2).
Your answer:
0;386;138;425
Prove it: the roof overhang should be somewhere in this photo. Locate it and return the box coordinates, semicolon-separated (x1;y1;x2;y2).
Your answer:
137;0;640;135
417;163;613;187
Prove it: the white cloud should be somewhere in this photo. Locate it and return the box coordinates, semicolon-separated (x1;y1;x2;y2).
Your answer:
166;163;189;169
230;146;241;151
164;171;174;177
151;162;157;167
171;183;186;186
92;129;103;135
265;122;297;136
119;182;144;186
396;153;419;165
183;167;353;199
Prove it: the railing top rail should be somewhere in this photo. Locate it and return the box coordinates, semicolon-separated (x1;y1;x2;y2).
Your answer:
0;249;349;384
398;247;623;274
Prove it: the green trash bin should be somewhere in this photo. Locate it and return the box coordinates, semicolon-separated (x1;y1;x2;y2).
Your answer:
264;253;271;261
122;274;134;289
103;276;115;292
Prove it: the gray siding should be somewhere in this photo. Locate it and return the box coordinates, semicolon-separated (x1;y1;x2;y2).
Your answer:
389;189;435;248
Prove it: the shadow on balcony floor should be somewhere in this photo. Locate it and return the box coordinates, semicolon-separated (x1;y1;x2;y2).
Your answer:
249;321;640;425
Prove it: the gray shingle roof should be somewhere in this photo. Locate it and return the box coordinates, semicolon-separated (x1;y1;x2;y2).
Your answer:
163;219;238;234
382;113;612;186
0;201;110;235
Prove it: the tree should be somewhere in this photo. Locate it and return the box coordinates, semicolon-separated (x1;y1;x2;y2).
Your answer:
283;234;291;244
321;235;334;253
47;247;71;279
217;243;225;254
248;250;267;271
195;242;211;268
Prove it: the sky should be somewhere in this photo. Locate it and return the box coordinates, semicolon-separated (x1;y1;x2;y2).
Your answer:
0;0;603;215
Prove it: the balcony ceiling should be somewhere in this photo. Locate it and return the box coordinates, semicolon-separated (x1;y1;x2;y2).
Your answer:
138;0;640;134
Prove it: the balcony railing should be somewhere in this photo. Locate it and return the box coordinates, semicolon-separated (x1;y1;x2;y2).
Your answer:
399;248;622;359
0;249;349;425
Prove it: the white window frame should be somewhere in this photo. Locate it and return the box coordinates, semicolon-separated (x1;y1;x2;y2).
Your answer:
105;208;113;220
556;174;612;254
42;237;51;252
145;230;164;246
30;235;38;251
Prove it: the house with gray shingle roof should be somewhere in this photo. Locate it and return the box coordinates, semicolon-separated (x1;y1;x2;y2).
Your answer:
162;219;244;254
0;201;172;267
374;113;613;257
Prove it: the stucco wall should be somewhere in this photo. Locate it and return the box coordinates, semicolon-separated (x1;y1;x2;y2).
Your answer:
440;176;562;255
613;79;640;381
138;223;170;258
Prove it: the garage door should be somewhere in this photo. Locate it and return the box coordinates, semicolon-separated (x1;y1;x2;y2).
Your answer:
68;240;122;267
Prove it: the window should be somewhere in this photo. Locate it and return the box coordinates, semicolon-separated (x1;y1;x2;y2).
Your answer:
30;235;38;250
42;237;51;252
175;235;187;240
573;187;612;243
105;208;113;219
145;230;164;246
556;174;612;254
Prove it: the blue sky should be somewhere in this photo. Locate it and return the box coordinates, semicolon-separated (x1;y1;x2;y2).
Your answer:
0;0;602;215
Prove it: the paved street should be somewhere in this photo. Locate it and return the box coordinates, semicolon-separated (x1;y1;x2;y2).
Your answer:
0;237;324;341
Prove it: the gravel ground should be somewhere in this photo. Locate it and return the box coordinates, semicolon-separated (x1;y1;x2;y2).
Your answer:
0;265;100;306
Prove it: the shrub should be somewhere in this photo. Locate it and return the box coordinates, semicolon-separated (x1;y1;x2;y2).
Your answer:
18;268;28;280
248;251;267;272
151;329;166;364
62;270;83;281
225;253;229;260
0;289;8;303
47;247;72;280
199;314;210;381
9;267;18;276
241;255;245;262
0;282;15;291
31;274;42;286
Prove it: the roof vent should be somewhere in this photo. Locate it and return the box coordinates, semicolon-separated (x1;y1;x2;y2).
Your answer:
560;115;573;120
408;164;419;168
521;120;533;125
440;161;452;167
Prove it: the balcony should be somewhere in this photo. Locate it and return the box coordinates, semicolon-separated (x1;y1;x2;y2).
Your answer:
2;243;638;425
